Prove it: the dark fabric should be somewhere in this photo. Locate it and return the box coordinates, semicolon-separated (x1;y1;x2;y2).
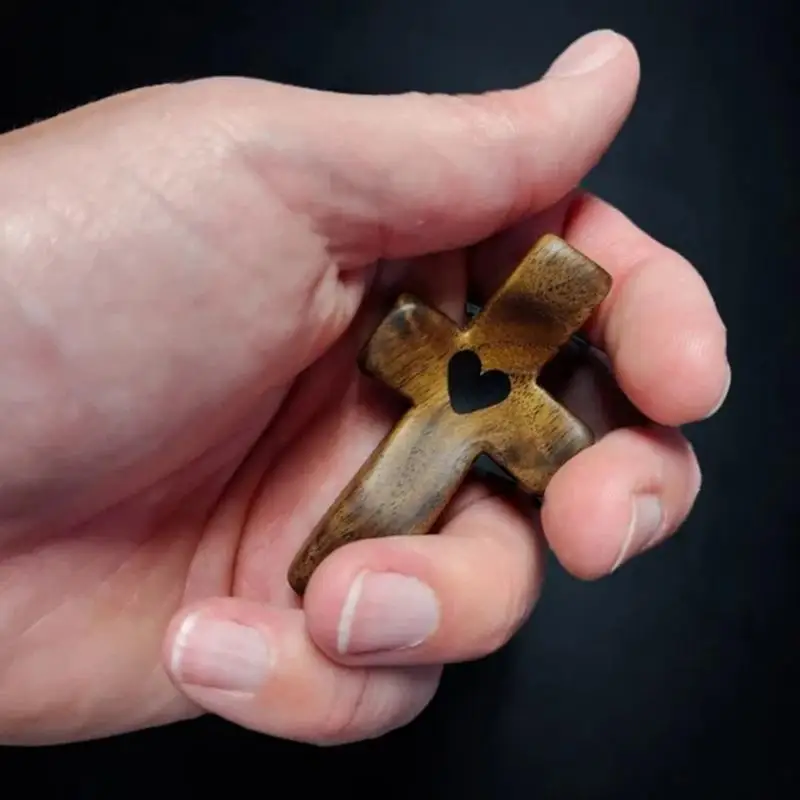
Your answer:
1;1;796;797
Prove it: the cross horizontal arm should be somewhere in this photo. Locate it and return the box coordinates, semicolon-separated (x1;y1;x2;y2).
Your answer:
360;293;459;406
481;381;594;496
467;235;612;375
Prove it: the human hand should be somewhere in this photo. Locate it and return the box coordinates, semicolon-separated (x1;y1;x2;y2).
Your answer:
0;30;728;746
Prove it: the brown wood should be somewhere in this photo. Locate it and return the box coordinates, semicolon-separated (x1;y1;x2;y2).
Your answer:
288;234;612;595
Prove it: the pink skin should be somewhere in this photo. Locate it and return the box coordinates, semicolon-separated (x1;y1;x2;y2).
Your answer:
0;31;728;746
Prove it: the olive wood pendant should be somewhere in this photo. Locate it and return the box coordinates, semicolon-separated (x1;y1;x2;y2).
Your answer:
287;234;612;595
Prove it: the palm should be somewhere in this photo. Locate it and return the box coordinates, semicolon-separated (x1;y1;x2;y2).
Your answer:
0;209;470;741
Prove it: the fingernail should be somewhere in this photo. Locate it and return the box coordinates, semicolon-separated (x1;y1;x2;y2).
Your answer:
704;362;732;418
337;572;440;655
171;614;272;693
545;30;625;78
612;494;664;572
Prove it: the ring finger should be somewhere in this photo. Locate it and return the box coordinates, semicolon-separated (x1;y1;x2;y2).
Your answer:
303;479;546;667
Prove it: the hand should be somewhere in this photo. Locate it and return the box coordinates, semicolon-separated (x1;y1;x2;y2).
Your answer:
0;30;728;746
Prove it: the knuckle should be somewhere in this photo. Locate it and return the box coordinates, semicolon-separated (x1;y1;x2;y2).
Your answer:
142;78;257;164
310;670;373;746
453;518;543;658
135;78;287;182
476;570;537;654
392;90;526;228
306;666;439;746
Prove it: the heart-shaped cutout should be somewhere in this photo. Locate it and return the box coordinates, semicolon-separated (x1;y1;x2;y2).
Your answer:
447;350;511;415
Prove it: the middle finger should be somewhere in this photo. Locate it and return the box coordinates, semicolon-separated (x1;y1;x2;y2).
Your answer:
303;483;545;667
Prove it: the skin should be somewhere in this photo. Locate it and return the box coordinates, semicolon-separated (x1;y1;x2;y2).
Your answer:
0;31;728;746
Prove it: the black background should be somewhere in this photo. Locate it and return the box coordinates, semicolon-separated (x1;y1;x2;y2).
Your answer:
1;1;797;797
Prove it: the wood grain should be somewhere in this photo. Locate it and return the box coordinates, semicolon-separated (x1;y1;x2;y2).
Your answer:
288;234;612;595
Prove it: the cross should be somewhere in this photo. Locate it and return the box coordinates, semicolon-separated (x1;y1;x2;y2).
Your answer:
288;234;612;595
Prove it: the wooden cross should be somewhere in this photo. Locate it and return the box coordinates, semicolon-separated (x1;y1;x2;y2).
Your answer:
288;234;612;595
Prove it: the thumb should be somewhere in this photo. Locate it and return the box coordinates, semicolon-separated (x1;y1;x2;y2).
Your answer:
3;28;637;275
248;28;640;263
162;598;441;745
99;28;635;269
